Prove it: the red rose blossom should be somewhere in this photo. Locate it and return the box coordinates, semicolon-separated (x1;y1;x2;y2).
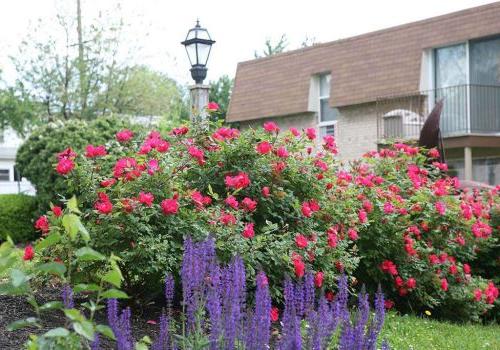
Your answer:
305;128;316;140
263;121;279;133
242;223;255;239
242;197;257;212
52;206;63;217
35;215;50;234
225;172;250;189
440;278;449;291
256;141;272;154
293;256;305;278
207;102;219;111
139;192;154;207
23;245;35;261
314;271;324;288
270;307;279;322
295;234;308;249
56;158;75;175
116;129;134;142
161;198;179;215
261;186;270;197
85;144;107;158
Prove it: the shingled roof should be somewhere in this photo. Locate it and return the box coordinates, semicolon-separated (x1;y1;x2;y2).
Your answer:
227;2;500;122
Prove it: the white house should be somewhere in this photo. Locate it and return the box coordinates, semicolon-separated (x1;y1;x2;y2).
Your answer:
0;127;36;195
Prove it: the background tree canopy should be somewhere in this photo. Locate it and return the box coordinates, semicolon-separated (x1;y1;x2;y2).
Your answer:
209;75;234;119
8;0;188;123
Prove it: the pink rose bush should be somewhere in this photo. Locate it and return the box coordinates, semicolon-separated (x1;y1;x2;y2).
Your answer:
38;119;499;321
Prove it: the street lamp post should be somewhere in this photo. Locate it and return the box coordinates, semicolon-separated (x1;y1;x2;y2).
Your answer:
181;20;215;122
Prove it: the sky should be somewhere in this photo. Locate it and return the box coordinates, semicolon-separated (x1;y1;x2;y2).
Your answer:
0;0;497;87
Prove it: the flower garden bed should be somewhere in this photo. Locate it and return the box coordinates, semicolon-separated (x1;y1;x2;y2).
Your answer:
1;113;499;349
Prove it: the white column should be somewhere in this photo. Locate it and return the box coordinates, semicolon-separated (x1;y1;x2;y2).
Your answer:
464;146;473;181
189;84;209;123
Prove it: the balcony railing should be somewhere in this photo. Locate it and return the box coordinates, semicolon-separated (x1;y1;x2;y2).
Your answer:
376;84;500;141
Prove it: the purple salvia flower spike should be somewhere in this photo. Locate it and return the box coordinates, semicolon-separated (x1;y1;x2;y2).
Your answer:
207;263;222;350
253;272;271;350
61;284;74;309
164;274;175;309
90;333;100;350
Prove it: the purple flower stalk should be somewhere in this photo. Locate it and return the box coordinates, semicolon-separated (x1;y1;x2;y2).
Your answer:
152;313;170;350
90;333;100;350
164;274;175;309
61;284;74;309
252;272;271;350
206;263;222;350
107;299;133;350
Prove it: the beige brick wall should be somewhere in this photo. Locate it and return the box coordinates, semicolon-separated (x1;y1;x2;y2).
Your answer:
238;113;317;132
237;107;379;161
336;103;378;160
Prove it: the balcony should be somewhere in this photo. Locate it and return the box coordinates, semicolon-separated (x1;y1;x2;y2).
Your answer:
376;84;500;142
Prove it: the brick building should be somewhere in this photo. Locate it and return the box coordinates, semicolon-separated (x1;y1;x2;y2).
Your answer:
227;2;500;185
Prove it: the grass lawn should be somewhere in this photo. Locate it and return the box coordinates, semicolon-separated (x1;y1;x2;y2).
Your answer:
382;312;500;349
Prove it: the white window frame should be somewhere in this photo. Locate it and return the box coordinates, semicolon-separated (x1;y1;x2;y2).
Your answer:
317;73;337;137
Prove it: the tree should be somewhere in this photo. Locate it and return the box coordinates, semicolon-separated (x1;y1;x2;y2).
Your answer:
209;75;234;119
96;65;188;118
10;0;184;121
254;34;288;58
0;72;38;136
301;35;318;48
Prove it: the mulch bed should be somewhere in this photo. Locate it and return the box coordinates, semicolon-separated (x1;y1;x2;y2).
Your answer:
0;287;164;349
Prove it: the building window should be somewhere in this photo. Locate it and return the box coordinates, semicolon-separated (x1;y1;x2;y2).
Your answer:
0;169;10;182
318;74;338;137
13;166;22;182
433;37;500;135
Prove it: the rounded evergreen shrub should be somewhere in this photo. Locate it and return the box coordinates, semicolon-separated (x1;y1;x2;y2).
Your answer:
16;115;142;211
0;194;38;242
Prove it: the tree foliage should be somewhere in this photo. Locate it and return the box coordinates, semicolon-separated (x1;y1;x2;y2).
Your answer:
254;34;288;58
209;75;234;119
10;1;184;122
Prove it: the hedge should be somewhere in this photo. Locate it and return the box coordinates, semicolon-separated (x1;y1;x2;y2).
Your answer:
0;194;38;242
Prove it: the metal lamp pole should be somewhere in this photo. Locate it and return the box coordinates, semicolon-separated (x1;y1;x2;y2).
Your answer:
181;20;215;122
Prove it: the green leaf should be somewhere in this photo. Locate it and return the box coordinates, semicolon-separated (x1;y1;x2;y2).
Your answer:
39;301;63;311
43;327;70;337
35;232;61;251
101;269;122;288
11;269;29;288
64;309;84;322
75;247;105;262
0;255;17;275
96;324;116;340
73;283;101;293
73;320;95;341
101;289;129;299
78;221;90;243
27;296;38;309
7;317;39;331
135;343;148;350
62;214;80;240
67;196;81;214
37;262;66;277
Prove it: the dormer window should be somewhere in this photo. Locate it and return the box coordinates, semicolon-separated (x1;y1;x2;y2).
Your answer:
318;74;338;137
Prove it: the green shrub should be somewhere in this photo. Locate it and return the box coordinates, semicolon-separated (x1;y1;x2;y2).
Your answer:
15;115;142;211
0;194;38;242
33;117;499;321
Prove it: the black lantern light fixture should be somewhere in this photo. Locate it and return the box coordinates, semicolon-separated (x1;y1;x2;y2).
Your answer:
181;20;215;84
